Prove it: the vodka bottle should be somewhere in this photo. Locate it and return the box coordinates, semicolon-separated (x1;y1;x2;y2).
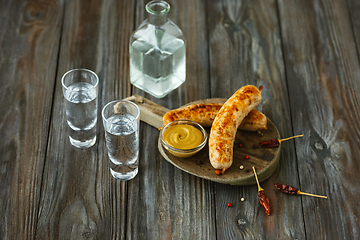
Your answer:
130;0;186;98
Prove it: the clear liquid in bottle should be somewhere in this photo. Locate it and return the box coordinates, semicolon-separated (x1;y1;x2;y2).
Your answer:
129;1;186;98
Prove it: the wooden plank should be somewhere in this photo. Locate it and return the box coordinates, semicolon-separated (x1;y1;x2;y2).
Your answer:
279;0;360;239
125;95;170;129
127;0;216;239
0;0;63;239
208;0;306;239
348;0;360;55
35;0;135;239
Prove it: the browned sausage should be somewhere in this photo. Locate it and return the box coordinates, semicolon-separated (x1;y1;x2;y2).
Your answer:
209;85;262;170
162;103;267;131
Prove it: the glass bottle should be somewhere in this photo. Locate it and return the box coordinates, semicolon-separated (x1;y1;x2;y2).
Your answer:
129;0;186;98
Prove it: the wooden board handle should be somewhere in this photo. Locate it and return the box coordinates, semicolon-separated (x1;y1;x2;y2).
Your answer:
124;95;169;129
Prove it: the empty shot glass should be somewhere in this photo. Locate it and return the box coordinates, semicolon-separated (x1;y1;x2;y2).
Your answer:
61;69;99;148
102;100;140;180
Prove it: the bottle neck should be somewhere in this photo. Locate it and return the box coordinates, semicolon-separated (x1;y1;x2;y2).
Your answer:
148;13;167;25
146;1;170;26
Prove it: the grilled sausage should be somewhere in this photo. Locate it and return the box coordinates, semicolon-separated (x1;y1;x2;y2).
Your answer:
162;103;267;131
209;85;262;170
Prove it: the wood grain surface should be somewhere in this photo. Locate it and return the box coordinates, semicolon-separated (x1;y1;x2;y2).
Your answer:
0;0;359;239
208;1;306;239
279;0;360;239
0;0;63;239
36;0;135;239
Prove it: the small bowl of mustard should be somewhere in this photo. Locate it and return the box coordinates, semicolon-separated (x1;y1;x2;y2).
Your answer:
160;120;208;158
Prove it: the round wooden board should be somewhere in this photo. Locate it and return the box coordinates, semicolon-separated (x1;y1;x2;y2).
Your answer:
157;99;281;185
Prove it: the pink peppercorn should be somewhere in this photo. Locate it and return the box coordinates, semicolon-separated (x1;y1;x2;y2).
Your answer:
227;203;232;207
239;144;243;148
245;155;249;159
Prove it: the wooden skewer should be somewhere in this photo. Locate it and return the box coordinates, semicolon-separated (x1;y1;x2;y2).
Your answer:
252;167;263;192
279;134;304;143
298;191;328;199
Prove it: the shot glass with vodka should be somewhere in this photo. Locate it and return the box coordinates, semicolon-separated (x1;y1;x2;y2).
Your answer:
61;69;99;149
102;100;140;180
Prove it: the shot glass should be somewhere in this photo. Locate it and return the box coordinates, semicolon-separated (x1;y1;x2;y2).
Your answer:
61;69;99;149
102;100;140;180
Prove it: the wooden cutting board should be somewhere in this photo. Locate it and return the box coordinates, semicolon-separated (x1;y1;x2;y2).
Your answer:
125;95;281;185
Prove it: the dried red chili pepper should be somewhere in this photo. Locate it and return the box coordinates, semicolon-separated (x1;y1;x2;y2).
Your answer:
259;139;280;148
259;134;304;148
274;183;327;199
258;190;271;215
252;167;271;216
274;183;298;195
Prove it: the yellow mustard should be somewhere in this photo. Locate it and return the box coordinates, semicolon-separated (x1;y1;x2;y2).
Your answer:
163;124;203;150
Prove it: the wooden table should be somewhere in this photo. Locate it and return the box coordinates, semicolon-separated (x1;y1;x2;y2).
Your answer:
1;0;359;239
